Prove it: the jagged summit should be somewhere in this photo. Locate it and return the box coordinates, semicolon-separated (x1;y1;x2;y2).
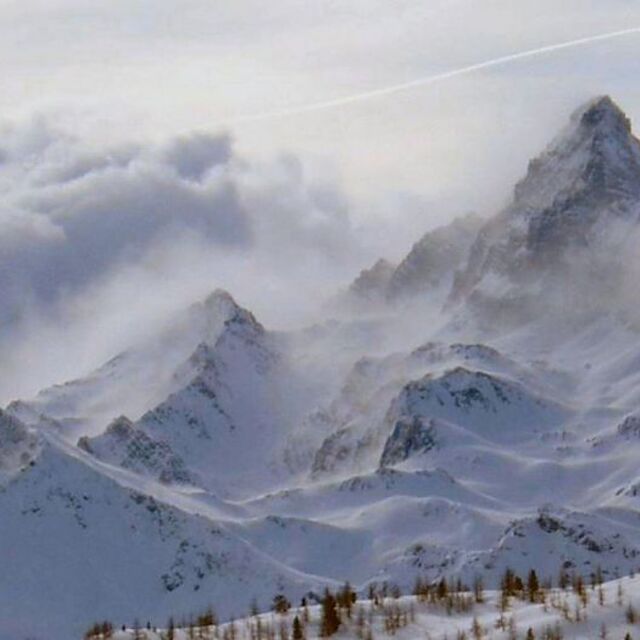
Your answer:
577;95;631;133
343;213;482;307
201;288;239;314
196;288;264;343
348;259;396;303
12;287;266;437
388;213;482;300
200;288;252;326
513;94;640;214
0;409;40;472
451;95;640;308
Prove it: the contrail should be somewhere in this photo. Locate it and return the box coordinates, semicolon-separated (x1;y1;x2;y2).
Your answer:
224;26;640;125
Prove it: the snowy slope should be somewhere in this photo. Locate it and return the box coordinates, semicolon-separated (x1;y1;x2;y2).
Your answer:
5;96;640;640
0;436;330;640
7;290;263;437
110;574;640;640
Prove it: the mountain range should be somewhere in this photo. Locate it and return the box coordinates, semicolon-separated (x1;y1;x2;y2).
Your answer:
3;96;640;640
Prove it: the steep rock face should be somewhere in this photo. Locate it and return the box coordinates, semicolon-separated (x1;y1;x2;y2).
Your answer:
0;409;40;474
379;416;437;467
387;213;482;300
37;288;303;497
78;416;193;485
12;289;257;436
124;298;296;496
616;414;640;439
459;508;640;584
309;340;557;477
347;259;396;303
452;97;640;311
344;214;482;306
380;367;569;457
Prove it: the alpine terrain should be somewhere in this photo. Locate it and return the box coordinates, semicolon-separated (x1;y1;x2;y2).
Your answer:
4;96;640;640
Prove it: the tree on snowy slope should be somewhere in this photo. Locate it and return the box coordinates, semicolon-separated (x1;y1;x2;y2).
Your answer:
320;589;341;637
273;594;291;614
337;581;357;618
527;570;540;603
292;615;305;640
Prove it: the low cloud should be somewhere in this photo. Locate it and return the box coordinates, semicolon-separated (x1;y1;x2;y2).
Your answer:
0;114;367;401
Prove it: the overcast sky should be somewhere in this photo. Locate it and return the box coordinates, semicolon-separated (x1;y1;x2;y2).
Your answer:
2;1;639;207
1;1;640;400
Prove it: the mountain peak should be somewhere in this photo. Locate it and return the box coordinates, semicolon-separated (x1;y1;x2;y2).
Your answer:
202;288;241;316
576;95;631;133
450;96;640;308
190;288;264;347
512;95;640;214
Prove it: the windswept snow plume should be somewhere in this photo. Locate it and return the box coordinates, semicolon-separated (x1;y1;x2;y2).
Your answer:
0;120;369;401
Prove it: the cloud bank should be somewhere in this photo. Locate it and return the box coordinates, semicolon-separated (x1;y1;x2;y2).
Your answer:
0;115;366;401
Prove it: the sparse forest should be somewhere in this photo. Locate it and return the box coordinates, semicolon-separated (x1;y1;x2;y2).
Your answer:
84;567;640;640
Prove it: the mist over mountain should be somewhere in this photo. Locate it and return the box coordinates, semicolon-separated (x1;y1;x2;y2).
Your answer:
450;96;640;326
4;96;640;640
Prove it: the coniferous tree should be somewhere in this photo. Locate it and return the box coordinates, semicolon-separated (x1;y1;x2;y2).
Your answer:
437;577;448;601
198;606;217;628
273;594;292;615
292;615;305;640
302;597;310;624
525;628;535;640
502;568;516;597
513;574;524;595
558;566;570;591
165;616;176;640
527;570;540;603
320;589;341;637
337;581;357;617
473;576;484;603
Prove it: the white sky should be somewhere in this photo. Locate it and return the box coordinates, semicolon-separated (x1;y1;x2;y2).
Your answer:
2;1;640;228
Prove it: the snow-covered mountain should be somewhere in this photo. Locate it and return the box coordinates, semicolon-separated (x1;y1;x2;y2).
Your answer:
450;96;640;326
4;96;640;640
8;290;268;437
